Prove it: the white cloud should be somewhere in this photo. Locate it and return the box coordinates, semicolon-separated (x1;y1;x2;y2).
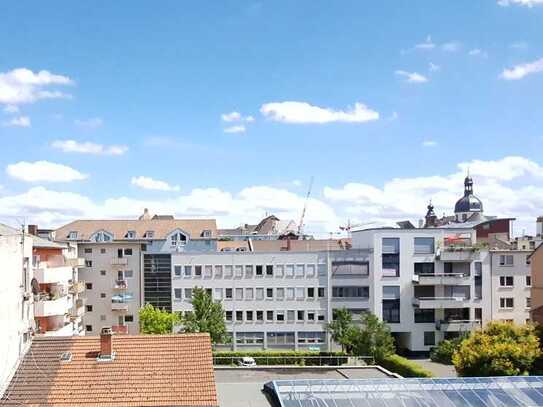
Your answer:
415;36;435;50
221;111;254;123
469;49;488;58
6;161;87;183
74;117;103;130
223;125;246;134
51;140;128;156
442;42;461;52
395;70;428;83
501;57;543;80
0;68;73;105
388;112;399;121
3;105;19;114
2;116;31;128
260;101;379;124
422;140;438;147
510;42;528;49
428;62;440;72
498;0;543;6
131;176;180;192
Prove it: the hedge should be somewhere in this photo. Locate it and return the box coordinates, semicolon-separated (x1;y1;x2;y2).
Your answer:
212;351;349;366
378;355;433;378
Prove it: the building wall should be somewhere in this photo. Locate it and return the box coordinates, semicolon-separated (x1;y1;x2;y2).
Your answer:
490;251;531;325
531;247;543;324
0;234;33;396
78;242;142;335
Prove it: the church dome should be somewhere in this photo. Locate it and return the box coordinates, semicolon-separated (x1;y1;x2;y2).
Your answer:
454;176;483;214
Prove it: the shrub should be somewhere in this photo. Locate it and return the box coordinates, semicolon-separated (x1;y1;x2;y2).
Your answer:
378;354;433;378
212;351;348;366
453;321;540;377
430;335;467;365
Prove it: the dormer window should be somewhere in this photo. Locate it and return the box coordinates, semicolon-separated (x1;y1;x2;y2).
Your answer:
171;232;187;246
201;229;212;238
125;231;136;239
68;231;78;240
144;231;154;239
91;231;113;243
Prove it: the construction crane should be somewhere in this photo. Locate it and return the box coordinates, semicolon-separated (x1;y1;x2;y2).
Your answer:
339;220;376;237
297;176;314;238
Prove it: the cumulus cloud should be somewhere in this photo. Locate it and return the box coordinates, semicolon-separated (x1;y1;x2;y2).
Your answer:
260;101;379;124
422;140;438;147
442;42;462;52
0;68;73;105
498;0;543;6
415;36;435;50
501;57;543;80
3;105;19;114
469;49;488;58
6;161;87;182
2;116;31;128
131;176;180;192
74;117;103;130
223;125;246;134
221;111;254;123
51;140;128;156
395;70;428;83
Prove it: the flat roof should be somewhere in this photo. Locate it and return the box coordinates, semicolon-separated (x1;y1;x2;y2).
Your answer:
214;367;392;407
265;376;543;407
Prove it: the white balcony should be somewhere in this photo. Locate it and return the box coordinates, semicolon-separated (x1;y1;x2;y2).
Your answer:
438;248;476;262
43;322;77;336
412;297;470;309
66;257;85;268
413;273;470;286
438;320;482;332
35;295;71;317
34;265;73;284
111;302;129;311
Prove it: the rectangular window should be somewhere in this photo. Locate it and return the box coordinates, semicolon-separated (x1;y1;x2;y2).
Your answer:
174;288;182;300
225;311;233;321
266;310;274;321
245;265;254;278
214;288;223;300
382;299;400;323
266;265;274;276
235;265;243;278
124;315;134;323
298;332;325;344
332;286;369;298
184;288;192;300
382;286;400;299
295;264;305;277
276;311;285;321
100;248;106;254
297;310;305;321
256;288;264;300
236;311;243;322
256;265;263;276
224;265;233;278
174;265;182;277
527;297;531;308
414;263;435;275
500;255;514;266
296;287;305;300
85;260;92;268
318;263;327;276
332;260;369;277
85;282;93;290
124;248;133;256
318;287;326;298
424;331;436;346
275;265;284;277
124;270;134;279
276;288;285;300
500;297;514;308
84;248;92;254
317;312;325;321
235;288;243;300
204;265;213;278
184;265;192;277
85;325;92;332
500;276;514;287
382;238;400;277
527;276;532;286
307;287;315;298
86;305;93;312
307;312;315;321
266;288;274;299
287;310;295;322
306;264;316;277
285;264;295;277
100;270;106;276
246;311;253;321
225;288;233;299
414;309;435;323
286;287;295;300
414;237;435;254
246;288;254;300
194;265;202;277
214;265;223;278
256;310;264;321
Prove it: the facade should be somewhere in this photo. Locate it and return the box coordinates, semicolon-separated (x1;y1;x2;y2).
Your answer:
530;242;543;324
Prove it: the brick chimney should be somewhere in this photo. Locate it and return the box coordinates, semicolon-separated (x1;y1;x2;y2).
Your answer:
100;327;113;358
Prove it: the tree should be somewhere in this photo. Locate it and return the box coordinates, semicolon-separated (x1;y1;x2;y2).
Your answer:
181;287;229;344
350;313;395;362
430;335;467;365
139;303;180;334
326;308;353;352
453;321;540;377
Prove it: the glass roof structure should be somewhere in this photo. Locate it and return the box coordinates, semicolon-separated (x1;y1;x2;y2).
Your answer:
263;376;543;407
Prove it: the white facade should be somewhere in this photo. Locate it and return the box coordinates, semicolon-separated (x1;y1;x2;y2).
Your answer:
0;230;33;396
490;250;531;325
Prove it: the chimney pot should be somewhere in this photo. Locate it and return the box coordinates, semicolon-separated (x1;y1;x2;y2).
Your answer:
100;327;113;358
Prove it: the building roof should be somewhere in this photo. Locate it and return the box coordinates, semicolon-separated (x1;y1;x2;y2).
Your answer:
454;176;483;214
265;376;543;407
1;334;218;407
217;240;250;252
54;218;218;241
251;238;351;252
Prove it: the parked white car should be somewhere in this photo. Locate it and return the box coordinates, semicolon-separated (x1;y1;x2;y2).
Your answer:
238;357;256;367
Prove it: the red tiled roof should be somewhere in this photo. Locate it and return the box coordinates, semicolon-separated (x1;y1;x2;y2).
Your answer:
1;334;218;407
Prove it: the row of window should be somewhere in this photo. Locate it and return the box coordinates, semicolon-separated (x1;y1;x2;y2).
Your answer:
499;275;531;287
225;310;326;323
70;229;212;241
232;331;326;345
499;297;531;309
174;263;326;279
174;286;327;301
383;237;435;255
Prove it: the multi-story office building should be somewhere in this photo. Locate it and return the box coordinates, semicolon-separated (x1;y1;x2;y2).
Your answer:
53;214;218;335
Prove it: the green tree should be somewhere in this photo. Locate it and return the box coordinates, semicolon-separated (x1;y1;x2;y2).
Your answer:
430;334;468;365
139;303;180;334
326;308;354;352
350;313;395;362
181;287;229;344
453;321;540;376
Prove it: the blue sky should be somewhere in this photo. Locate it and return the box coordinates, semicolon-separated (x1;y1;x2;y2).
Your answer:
1;1;542;236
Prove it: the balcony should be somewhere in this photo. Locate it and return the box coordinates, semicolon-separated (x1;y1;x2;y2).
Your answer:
69;281;85;294
438;248;476;262
412;297;470;309
111;257;128;266
43;322;76;337
438;320;481;332
66;257;85;268
34;265;73;284
113;279;128;290
413;273;470;286
112;325;129;334
111;302;129;311
35;295;71;317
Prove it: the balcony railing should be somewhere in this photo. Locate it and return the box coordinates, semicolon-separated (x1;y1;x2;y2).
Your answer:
111;302;129;311
412;273;470;285
437;319;482;332
412;296;470;309
111;258;128;266
65;257;85;268
112;325;129;334
34;295;71;317
113;279;128;290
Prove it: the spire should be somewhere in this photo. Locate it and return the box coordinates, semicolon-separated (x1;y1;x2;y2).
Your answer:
464;173;473;196
424;200;437;227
